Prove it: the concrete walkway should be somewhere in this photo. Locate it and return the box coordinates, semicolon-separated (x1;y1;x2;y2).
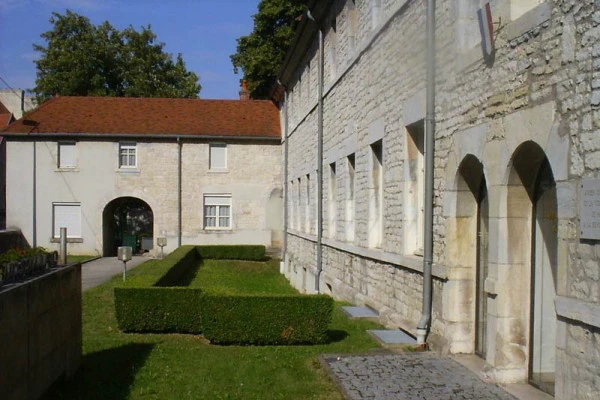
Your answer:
81;256;149;290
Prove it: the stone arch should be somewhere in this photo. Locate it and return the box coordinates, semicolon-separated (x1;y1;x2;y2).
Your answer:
500;140;557;393
444;154;488;355
266;187;283;249
102;196;154;257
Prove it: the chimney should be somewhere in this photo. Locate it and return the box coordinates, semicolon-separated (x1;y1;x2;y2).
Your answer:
239;80;250;101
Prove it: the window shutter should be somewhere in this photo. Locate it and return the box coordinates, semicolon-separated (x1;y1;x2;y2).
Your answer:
53;203;81;238
59;143;76;168
209;144;227;169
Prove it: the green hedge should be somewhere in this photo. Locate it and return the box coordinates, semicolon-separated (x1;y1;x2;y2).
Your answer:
202;295;333;345
195;245;266;261
114;245;332;344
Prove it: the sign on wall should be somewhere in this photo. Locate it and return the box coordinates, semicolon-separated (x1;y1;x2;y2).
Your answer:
580;179;600;240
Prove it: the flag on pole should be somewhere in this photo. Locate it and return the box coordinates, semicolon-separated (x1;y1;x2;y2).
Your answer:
478;2;494;57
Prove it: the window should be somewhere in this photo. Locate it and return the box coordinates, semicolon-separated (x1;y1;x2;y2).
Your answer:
347;0;358;50
405;121;425;255
371;0;382;29
346;154;355;242
53;202;81;238
368;140;383;248
511;0;544;21
209;143;227;170
297;177;302;230
329;162;337;238
119;143;137;168
305;173;311;234
328;18;338;81
58;142;76;169
204;195;231;229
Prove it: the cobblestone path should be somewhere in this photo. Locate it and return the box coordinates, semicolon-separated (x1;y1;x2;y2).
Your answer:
321;352;517;400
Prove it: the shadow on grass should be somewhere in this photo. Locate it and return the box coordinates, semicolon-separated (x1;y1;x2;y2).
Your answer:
41;343;154;400
175;261;202;286
327;329;349;343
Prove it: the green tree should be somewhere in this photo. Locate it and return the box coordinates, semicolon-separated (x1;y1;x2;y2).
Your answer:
231;0;307;99
33;10;200;103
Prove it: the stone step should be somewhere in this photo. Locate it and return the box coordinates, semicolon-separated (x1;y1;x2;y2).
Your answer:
368;329;417;349
341;305;380;322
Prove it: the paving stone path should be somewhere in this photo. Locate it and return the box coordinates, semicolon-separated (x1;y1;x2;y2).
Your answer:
321;352;517;400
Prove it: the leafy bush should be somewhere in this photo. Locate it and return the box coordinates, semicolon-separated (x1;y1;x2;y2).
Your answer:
0;247;48;264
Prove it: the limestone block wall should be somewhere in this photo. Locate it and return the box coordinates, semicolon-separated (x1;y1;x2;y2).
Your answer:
282;0;600;397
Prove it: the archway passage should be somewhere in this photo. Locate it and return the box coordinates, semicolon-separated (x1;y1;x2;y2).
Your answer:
456;155;488;358
507;141;557;395
103;197;153;257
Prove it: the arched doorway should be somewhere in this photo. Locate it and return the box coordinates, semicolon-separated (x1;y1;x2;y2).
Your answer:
456;155;488;357
507;142;557;395
102;197;153;257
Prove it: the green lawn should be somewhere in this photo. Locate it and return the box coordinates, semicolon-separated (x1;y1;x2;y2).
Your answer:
43;259;383;400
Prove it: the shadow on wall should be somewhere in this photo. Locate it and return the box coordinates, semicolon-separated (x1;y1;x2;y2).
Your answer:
41;343;155;400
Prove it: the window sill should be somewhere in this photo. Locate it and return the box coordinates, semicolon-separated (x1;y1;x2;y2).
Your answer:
50;237;83;243
505;2;551;41
55;167;79;172
208;169;229;174
116;168;140;174
203;228;233;233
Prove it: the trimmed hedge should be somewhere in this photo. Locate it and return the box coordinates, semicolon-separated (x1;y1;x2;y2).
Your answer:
195;245;266;261
202;295;333;345
114;245;333;344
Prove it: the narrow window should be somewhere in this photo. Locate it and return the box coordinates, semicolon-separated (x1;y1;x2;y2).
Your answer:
204;195;231;229
511;0;544;21
405;121;425;255
290;180;295;230
297;177;302;231
371;0;382;29
58;142;76;169
369;140;383;248
329;162;337;238
347;0;358;50
306;173;311;234
119;143;137;168
328;18;338;80
209;143;227;170
53;202;82;238
346;154;356;242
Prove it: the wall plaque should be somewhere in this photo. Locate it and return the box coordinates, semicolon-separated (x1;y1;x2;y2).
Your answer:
580;179;600;240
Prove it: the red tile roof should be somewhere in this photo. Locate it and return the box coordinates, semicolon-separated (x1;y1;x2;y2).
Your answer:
0;113;12;126
1;96;281;139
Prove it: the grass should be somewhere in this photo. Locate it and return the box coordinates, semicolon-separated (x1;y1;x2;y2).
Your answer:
43;259;383;400
67;254;98;263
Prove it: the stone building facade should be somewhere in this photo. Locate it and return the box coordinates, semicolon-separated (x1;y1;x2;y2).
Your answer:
278;0;600;398
2;96;282;256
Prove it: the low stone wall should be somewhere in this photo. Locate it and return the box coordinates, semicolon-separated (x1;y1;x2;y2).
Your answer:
0;263;82;400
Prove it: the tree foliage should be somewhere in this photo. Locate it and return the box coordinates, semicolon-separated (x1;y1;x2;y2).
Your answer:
231;0;307;99
33;10;200;103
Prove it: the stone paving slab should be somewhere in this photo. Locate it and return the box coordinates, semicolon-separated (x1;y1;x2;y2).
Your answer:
320;352;517;400
82;256;149;290
342;306;380;319
368;330;416;346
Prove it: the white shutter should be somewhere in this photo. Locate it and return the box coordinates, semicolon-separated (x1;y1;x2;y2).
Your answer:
204;195;231;206
209;144;227;169
53;203;81;238
59;143;76;168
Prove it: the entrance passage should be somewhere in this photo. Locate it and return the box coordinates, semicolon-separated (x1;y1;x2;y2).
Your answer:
102;197;153;256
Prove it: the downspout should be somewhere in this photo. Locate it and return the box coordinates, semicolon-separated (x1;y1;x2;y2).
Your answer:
308;9;324;293
417;0;436;345
32;141;37;247
282;89;289;262
177;137;182;247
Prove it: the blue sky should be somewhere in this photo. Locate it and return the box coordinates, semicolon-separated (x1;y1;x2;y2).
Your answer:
0;0;260;99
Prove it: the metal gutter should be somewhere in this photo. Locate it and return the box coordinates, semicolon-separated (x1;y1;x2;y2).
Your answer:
315;22;325;293
282;90;289;261
177;137;182;247
32;142;37;247
417;0;436;345
1;133;281;142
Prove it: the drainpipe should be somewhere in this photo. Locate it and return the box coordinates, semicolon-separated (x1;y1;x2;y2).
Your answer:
417;0;436;345
177;137;182;247
308;9;324;293
32;141;37;247
282;88;289;262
